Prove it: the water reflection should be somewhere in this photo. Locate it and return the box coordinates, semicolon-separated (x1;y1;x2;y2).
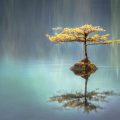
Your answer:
48;32;120;112
49;89;120;112
48;58;120;112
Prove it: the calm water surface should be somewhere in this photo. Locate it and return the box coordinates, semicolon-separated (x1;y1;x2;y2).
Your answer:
0;61;120;120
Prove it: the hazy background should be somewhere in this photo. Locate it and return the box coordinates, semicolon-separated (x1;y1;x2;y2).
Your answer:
0;0;112;64
0;0;120;120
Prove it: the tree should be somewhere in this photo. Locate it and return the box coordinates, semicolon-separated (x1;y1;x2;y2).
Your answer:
47;24;120;59
47;24;120;106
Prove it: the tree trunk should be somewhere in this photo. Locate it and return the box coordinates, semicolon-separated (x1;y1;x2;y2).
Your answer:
84;34;88;59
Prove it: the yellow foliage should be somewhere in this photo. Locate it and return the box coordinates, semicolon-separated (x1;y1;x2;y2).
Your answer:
80;24;105;34
88;34;110;42
100;34;110;40
62;27;84;35
47;24;114;44
47;34;76;42
91;34;100;41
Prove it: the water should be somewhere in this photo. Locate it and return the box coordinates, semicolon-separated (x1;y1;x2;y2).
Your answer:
0;61;120;120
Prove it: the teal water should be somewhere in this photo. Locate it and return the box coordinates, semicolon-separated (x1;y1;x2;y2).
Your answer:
0;61;120;120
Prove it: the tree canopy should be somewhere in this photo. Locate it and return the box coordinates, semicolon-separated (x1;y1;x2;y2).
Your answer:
47;24;120;45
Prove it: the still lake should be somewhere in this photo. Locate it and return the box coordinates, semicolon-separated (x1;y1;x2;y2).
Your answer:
0;61;120;120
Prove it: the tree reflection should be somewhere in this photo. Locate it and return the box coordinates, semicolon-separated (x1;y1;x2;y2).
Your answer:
70;58;97;106
49;58;120;112
49;90;120;112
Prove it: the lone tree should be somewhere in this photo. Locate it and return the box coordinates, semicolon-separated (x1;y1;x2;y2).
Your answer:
47;24;120;105
47;24;120;59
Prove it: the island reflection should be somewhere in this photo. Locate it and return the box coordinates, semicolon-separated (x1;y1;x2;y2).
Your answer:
49;58;120;112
